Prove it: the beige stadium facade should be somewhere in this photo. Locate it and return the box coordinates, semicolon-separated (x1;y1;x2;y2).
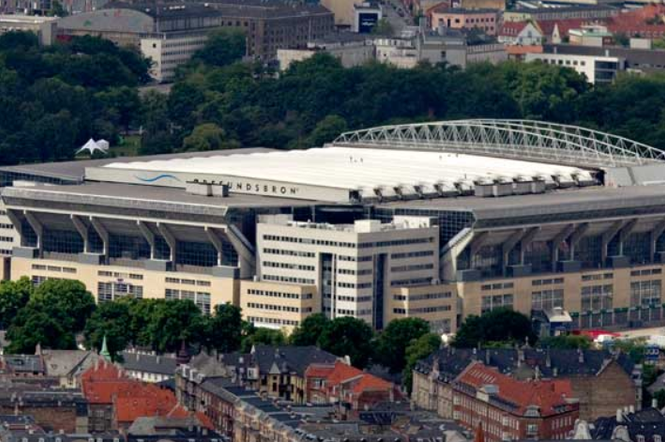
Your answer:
4;119;665;334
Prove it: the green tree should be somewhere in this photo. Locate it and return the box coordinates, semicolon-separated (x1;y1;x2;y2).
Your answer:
306;115;348;147
374;317;430;373
612;338;648;364
538;334;592;349
145;299;205;353
6;306;75;353
317;317;374;368
371;18;394;36
289;313;329;346
48;0;69;17
192;30;246;67
0;277;33;330
241;327;286;352
84;300;133;359
205;303;243;353
403;333;441;393
453;308;536;348
182;123;235;151
31;279;96;333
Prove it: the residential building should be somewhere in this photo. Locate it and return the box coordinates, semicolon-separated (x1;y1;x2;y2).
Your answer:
526;51;624;83
459;0;505;10
47;3;225;82
119;351;178;383
203;0;334;60
276;33;374;70
430;8;500;36
592;406;665;442
0;387;88;433
304;360;402;416
0;350;101;388
177;346;338;405
452;362;579;441
81;360;188;432
412;347;641;421
499;21;544;46
503;5;620;22
568;25;614;47
606;4;665;40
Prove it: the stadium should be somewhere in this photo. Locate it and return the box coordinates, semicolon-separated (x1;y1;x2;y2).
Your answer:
2;119;665;333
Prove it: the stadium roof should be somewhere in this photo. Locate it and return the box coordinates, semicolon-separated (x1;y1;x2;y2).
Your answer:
97;145;590;201
334;119;665;168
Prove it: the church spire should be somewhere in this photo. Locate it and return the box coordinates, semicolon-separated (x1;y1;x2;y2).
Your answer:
100;335;111;361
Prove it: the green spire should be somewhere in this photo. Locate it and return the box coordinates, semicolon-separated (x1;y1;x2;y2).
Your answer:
100;335;111;361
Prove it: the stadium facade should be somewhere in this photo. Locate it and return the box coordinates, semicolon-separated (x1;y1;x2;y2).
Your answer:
3;120;665;333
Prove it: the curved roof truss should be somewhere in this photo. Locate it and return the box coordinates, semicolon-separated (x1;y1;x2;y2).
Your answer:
333;119;665;168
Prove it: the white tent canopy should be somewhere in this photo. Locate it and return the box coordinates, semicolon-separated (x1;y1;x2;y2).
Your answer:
77;138;109;155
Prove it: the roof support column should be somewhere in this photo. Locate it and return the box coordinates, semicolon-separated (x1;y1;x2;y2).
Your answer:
568;223;589;261
24;211;43;253
551;224;576;271
616;219;638;257
502;229;526;276
205;226;224;267
137;221;156;260
89;217;109;257
518;227;540;265
650;219;665;261
222;225;256;279
71;215;89;253
468;231;489;258
601;220;626;263
157;223;176;263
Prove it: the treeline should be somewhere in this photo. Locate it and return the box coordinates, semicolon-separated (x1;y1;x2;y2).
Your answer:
0;278;441;386
0;32;148;165
4;29;665;164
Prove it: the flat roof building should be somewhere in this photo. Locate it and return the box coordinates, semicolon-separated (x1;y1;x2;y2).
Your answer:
4;119;665;334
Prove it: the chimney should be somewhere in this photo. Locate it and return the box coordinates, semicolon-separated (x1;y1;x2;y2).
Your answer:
629;405;635;414
485;350;490;365
616;408;623;423
653;398;659;409
577;349;584;364
545;349;551;368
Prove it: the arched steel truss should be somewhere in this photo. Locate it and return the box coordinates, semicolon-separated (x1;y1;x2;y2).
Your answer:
333;119;665;168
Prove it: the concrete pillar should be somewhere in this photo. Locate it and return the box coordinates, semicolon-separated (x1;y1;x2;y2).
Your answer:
601;220;625;263
89;217;109;256
518;227;540;264
137;220;156;260
568;223;590;260
71;215;90;253
551;224;575;271
222;225;256;279
157;223;176;263
205;226;224;266
24;211;43;252
650;219;665;261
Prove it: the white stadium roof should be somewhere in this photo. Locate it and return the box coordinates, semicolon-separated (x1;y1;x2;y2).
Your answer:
89;119;665;203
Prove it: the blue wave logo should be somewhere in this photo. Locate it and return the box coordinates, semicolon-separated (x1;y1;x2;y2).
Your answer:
135;174;181;183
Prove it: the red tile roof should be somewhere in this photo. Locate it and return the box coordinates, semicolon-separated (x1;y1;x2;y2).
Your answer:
607;4;665;37
537;19;586;37
456;362;576;417
304;364;335;379
81;360;191;426
500;21;529;36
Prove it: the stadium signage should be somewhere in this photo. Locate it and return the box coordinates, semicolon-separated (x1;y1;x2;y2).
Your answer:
192;178;300;196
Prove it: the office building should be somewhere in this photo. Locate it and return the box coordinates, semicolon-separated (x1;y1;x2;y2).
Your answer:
47;3;225;82
525;51;625;83
276;33;374;70
4;120;665;335
203;0;334;60
430;8;500;36
544;43;665;74
353;2;382;34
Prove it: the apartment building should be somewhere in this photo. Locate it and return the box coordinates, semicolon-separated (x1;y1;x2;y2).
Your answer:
525;51;625;83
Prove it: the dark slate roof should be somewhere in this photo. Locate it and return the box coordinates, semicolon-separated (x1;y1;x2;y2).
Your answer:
1;355;45;374
120;352;178;376
414;347;636;382
592;408;665;442
250;345;338;377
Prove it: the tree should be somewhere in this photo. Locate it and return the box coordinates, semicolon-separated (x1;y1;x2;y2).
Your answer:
317;317;374;368
6;306;75;353
538;334;592;350
0;277;33;330
84;300;133;359
374;318;431;373
144;299;205;353
241;327;286;352
182;123;236;151
31;279;96;333
654;389;665;409
48;0;69;17
371;18;394;36
403;333;441;393
289;313;329;346
306;115;348;147
453;308;536;348
192;30;246;67
205;303;243;353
